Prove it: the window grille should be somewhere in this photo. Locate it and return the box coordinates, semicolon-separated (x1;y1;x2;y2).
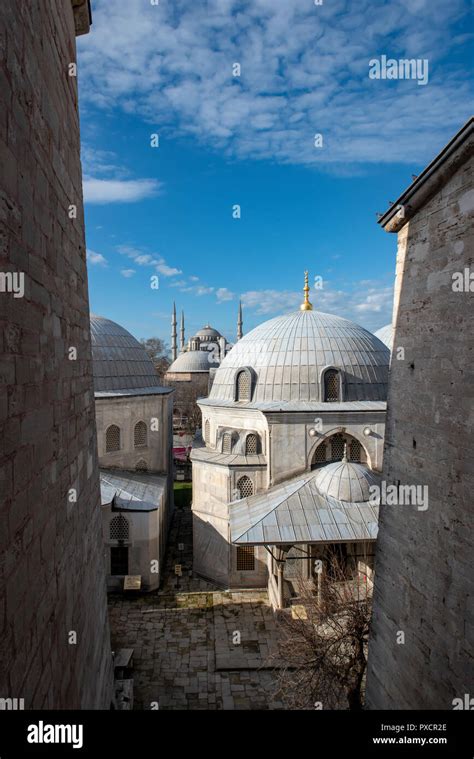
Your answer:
245;434;258;455
135;460;148;472
236;545;255;571
314;443;327;464
324;370;340;402
222;433;232;454
109;515;130;541
330;434;345;461
237;476;254;499
110;546;129;575
105;425;120;453
134;421;147;448
236;371;250;401
350;439;361;462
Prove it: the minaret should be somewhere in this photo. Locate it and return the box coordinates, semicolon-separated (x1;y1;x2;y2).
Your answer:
171;302;177;361
180;310;185;352
237;299;243;340
300;271;313;311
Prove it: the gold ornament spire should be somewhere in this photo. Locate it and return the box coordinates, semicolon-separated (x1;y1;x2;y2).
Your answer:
300;271;313;311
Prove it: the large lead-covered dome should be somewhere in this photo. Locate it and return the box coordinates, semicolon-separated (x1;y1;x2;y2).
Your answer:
90;315;161;392
208;309;389;404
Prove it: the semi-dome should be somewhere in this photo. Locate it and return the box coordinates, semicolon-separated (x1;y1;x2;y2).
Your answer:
315;458;380;503
374;323;393;351
208;309;390;405
167;350;211;374
90;315;161;393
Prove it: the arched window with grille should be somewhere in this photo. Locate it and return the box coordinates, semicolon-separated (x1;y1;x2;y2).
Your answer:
135;460;148;472
105;424;120;453
204;419;210;444
222;432;232;454
236;370;251;402
323;369;341;402
237;475;254;499
109;514;130;542
330;434;345;461
245;433;259;455
134;421;147;448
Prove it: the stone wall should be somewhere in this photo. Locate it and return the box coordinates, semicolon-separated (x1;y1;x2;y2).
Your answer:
0;0;113;707
96;393;173;473
366;148;474;708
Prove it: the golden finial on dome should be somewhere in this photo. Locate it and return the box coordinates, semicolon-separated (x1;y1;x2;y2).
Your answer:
300;270;313;311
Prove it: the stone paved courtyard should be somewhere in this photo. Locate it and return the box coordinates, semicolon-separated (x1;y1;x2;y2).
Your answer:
108;493;284;709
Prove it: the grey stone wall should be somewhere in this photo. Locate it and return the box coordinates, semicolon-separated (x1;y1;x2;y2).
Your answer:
366;152;474;708
0;0;113;707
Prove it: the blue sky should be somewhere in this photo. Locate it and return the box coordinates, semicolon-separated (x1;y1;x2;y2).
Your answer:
77;0;473;348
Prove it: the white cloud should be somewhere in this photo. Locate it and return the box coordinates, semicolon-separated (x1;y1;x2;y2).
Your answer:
156;262;182;277
117;245;182;277
189;275;200;282
77;0;472;167
242;280;394;332
86;249;108;266
180;284;215;296
83;178;160;204
216;287;235;302
120;269;136;278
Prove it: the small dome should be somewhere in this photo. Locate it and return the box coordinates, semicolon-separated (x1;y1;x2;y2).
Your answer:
167;350;211;374
195;325;221;339
315;459;380;503
374;323;393;351
90;315;160;392
209;309;390;404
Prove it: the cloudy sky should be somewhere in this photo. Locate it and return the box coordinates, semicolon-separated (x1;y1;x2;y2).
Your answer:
78;0;473;345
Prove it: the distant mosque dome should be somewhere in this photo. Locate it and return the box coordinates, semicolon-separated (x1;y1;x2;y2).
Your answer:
90;315;160;392
209;309;390;405
194;325;222;340
315;458;380;502
374;323;393;351
167;350;212;373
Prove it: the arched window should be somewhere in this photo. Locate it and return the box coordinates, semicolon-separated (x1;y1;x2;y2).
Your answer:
109;514;130;542
245;434;259;455
135;460;148;472
330;434;345;461
324;369;340;402
204;419;210;444
237;476;254;499
105;424;120;453
134;421;147;448
236;370;251;402
222;433;232;454
313;442;327;465
349;439;361;462
236;545;255;571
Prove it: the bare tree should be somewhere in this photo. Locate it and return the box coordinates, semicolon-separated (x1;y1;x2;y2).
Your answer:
140;337;170;380
273;550;372;710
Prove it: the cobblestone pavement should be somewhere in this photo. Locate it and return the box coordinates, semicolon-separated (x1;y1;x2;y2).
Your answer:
108;498;284;710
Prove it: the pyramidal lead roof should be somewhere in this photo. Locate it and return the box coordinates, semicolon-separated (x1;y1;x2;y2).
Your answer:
229;468;379;546
209;309;390;405
90;315;162;393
